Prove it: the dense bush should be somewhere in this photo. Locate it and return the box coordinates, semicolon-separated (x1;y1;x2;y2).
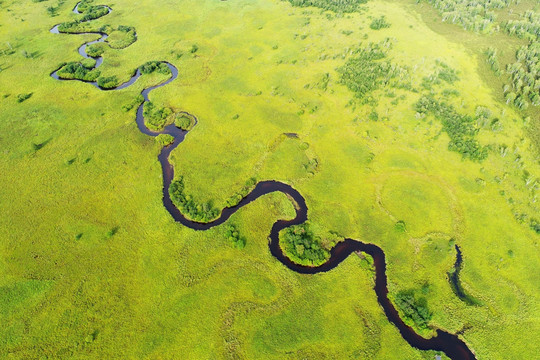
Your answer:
225;177;257;207
436;60;459;84
169;177;220;222
485;47;501;75
504;42;540;109
174;113;195;130
155;134;175;146
369;16;391;30
97;75;119;89
394;290;432;330
139;61;170;75
415;96;488;160
86;43;105;57
281;223;330;266
531;218;540;234
422;0;511;33
57;61;100;81
143;101;173;130
282;0;367;13
338;40;407;104
16;93;32;103
79;5;109;21
224;224;246;249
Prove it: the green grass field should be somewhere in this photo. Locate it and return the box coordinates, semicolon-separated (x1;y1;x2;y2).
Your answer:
1;0;539;358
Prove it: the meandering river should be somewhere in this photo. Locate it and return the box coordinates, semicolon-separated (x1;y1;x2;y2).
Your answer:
50;4;477;359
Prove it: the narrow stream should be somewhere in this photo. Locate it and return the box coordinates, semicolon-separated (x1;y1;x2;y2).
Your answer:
50;3;477;359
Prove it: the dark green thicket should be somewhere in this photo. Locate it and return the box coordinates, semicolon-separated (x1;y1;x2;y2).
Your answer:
485;47;501;75
369;16;391;30
436;61;459;84
530;218;540;234
169;177;220;222
174;113;195;130
139;61;170;75
504;42;540;109
282;0;366;13
96;75;119;89
143;102;173;130
338;41;402;103
224;224;246;249
394;290;432;330
56;61;100;81
415;95;488;161
422;0;512;32
16;93;32;103
281;223;330;266
86;43;105;57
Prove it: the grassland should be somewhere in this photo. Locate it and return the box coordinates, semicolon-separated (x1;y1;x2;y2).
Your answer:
1;0;539;358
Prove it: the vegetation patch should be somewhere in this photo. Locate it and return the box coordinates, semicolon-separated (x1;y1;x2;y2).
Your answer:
415;95;488;161
56;61;100;82
338;40;406;104
155;134;175;147
169;176;220;222
369;16;391;30
393;289;432;331
422;0;511;32
100;25;137;49
281;0;367;13
224;223;246;249
143;101;173;130
16;93;32;103
96;75;119;89
225;177;257;207
139;61;170;75
174;112;195;130
86;43;105;58
280;223;330;266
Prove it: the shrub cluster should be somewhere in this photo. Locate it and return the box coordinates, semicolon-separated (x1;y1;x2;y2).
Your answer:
338;40;403;103
155;134;175;146
504;42;540;109
169;177;220;222
174;113;195;130
143;102;173;130
97;75;119;89
504;10;540;41
423;0;512;33
224;224;246;249
16;93;32;103
369;16;391;30
485;47;500;75
282;0;367;13
57;61;100;81
225;177;257;207
394;290;432;330
139;61;171;75
86;43;105;57
415;95;488;161
281;223;330;266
